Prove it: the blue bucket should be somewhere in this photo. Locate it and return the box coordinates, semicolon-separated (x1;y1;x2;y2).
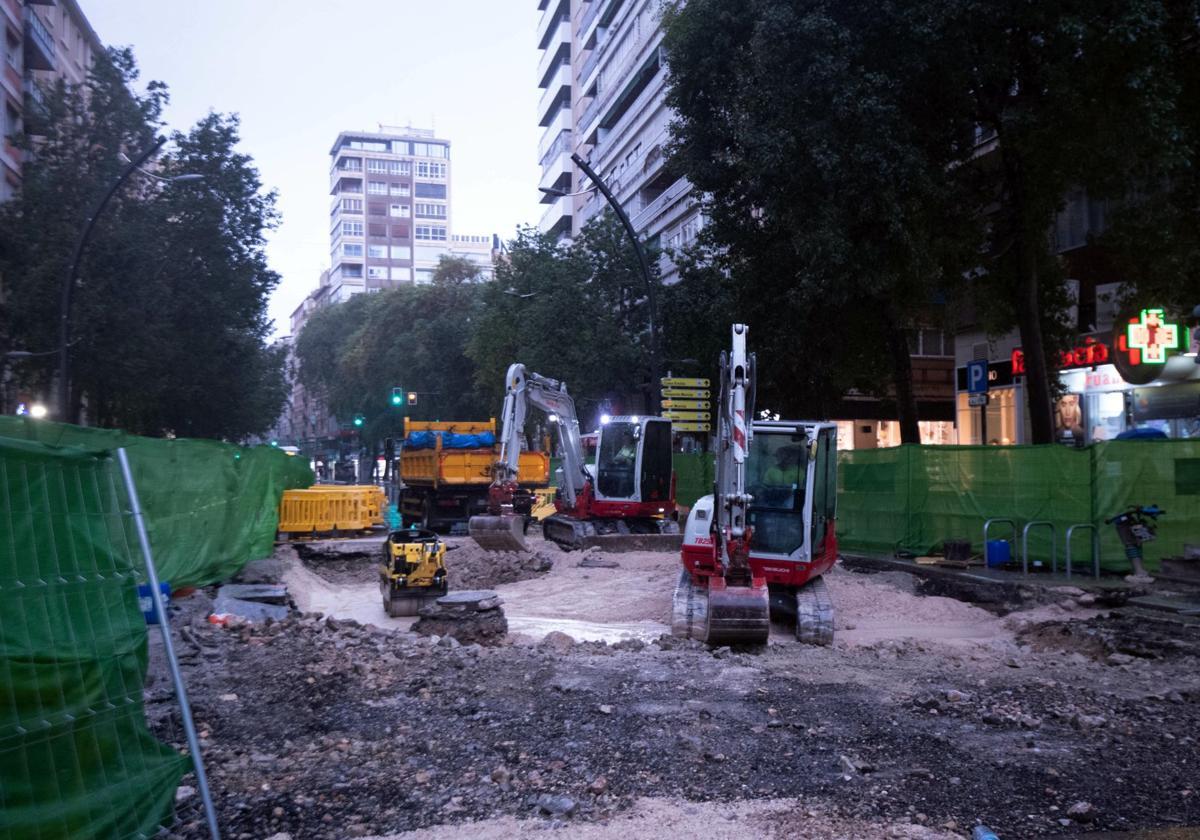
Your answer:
985;540;1011;568
137;582;172;624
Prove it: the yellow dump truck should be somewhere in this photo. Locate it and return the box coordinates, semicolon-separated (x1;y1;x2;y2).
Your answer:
398;419;550;531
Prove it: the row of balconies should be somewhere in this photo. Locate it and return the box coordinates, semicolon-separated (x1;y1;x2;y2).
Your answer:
24;9;55;71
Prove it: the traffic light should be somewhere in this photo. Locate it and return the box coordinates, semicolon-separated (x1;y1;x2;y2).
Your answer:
353;414;365;428
407;391;418;406
390;387;403;406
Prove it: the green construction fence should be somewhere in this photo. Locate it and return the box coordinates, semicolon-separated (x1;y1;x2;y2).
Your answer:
837;441;1200;572
0;416;313;587
0;420;312;839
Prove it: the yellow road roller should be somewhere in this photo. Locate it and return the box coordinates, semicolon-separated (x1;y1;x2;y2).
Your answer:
379;527;448;617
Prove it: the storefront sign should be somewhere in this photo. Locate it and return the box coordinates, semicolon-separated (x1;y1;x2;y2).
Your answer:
1011;337;1109;376
955;360;1014;391
1113;307;1188;385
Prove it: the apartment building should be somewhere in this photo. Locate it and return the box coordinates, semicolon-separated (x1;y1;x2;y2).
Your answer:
1;0;103;201
536;0;701;282
328;126;458;301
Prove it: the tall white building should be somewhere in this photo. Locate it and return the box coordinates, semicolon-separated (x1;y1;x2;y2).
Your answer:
536;0;702;282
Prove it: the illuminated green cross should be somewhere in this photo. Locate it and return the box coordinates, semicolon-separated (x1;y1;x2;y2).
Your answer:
1127;308;1179;364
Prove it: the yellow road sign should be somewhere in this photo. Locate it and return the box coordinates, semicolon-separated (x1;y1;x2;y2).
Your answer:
671;422;712;433
660;377;711;388
661;398;709;410
663;410;711;421
661;388;711;399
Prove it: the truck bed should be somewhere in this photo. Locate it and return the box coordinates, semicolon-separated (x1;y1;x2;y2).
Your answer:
400;448;549;487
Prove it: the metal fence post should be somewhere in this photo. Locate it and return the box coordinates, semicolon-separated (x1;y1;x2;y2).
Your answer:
116;448;222;840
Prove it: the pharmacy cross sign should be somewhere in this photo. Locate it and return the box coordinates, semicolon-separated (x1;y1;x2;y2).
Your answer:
1125;308;1180;365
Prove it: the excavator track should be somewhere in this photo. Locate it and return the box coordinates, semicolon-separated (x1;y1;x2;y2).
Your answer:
670;569;707;640
794;575;834;646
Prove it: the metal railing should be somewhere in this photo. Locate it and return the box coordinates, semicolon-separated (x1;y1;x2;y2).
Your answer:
1021;521;1057;576
1065;523;1100;579
539;130;573;170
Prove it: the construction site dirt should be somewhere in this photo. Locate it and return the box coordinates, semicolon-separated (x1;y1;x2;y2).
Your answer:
153;536;1200;839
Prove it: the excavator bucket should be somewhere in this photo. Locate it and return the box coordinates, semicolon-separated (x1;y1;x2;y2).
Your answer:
468;513;529;552
704;581;770;645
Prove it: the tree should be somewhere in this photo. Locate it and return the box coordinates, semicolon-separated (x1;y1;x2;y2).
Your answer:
662;0;980;441
936;0;1186;442
466;220;650;424
295;281;488;445
431;254;483;286
0;48;287;438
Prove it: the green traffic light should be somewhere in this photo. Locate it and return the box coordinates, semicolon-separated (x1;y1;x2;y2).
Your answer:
391;394;402;406
353;415;364;427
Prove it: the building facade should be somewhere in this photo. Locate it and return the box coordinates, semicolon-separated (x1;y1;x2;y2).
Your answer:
1;0;102;201
536;0;702;283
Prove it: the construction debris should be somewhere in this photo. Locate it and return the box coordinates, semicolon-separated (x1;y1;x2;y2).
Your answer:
412;590;508;646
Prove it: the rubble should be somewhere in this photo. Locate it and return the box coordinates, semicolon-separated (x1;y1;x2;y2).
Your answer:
412;590;508;646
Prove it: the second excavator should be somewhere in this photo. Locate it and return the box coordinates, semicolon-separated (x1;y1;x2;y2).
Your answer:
468;364;680;553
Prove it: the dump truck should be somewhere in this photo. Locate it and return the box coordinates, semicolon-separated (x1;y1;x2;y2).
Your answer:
398;419;550;532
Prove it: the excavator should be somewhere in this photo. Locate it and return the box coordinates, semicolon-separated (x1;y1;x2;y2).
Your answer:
672;324;839;646
468;363;680;552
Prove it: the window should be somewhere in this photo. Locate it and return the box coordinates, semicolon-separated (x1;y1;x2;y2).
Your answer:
391;225;409;238
368;202;386;216
908;330;952;358
341;220;363;237
338;156;362;171
368;180;388;195
390;245;411;260
391;140;410;155
367;266;388;279
341;198;362;214
415;269;434;284
415;182;447;199
415;203;447;219
341;264;363;278
390;183;409;196
367;159;410;175
416;161;447;179
389;203;410;218
367;244;387;259
369;223;387;237
415;225;447;241
5;31;19;70
342;243;363;257
344;139;388;152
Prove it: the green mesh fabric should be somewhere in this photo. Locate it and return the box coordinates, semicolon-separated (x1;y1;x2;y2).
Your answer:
838;441;1200;572
0;437;185;839
0;416;313;587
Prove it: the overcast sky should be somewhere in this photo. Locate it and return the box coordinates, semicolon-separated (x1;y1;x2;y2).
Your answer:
86;0;542;338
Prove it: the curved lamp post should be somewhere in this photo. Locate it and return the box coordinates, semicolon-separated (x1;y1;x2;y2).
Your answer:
57;136;203;420
540;152;663;414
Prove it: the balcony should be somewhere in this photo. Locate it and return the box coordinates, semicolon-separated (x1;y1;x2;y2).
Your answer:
539;151;573;198
577;46;602;94
536;0;569;51
329;176;363;196
539;129;573;169
585;50;664;146
539;194;573;238
537;108;573;160
24;10;54;71
537;65;572;126
630;176;692;233
537;35;570;89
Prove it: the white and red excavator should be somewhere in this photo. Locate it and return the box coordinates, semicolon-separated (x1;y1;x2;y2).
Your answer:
468;363;680;553
672;324;839;646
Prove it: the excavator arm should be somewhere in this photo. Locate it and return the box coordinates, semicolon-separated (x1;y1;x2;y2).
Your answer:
470;363;590;551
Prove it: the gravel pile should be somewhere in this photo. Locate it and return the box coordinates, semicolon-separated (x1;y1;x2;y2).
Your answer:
445;543;554;590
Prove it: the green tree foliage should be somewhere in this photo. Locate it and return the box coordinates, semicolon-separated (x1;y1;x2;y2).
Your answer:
936;0;1188;442
662;0;980;439
0;48;286;439
467;218;651;423
664;0;1192;443
295;264;488;444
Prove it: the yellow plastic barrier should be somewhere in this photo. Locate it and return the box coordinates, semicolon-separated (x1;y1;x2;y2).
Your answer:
278;485;385;536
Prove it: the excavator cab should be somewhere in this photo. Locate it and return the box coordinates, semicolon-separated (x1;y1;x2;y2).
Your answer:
594;416;674;505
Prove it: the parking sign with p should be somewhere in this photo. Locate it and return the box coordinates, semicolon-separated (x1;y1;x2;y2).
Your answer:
966;359;989;394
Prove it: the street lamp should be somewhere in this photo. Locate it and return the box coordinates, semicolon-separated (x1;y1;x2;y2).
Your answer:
58;136;204;421
539;151;663;413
